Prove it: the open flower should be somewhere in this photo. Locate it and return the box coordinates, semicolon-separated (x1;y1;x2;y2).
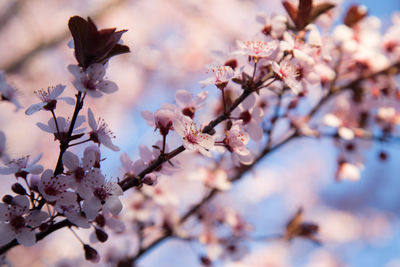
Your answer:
62;150;105;199
82;182;123;220
88;108;119;151
224;121;253;165
272;58;302;94
25;84;74;115
231;93;264;142
0;196;48;246
175;90;208;119
141;104;178;136
68;64;118;98
200;66;238;89
36;116;86;140
173;116;214;157
236;40;279;60
0;154;43;178
0;71;22;111
38;169;77;205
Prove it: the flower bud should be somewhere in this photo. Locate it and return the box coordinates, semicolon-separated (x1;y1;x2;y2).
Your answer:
83;244;100;263
12;183;27;195
94;214;106;228
2;195;13;204
95;228;108;243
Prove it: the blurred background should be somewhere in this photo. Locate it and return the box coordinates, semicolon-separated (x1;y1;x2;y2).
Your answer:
0;0;400;266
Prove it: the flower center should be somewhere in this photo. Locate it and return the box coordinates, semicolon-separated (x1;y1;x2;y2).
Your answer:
185;134;198;144
10;215;26;232
94;187;108;203
75;167;85;182
44;185;59;196
239;111;252;124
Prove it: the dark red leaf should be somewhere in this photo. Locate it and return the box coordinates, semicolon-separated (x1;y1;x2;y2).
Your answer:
68;16;130;69
344;5;367;28
308;3;336;24
282;1;298;26
297;0;313;30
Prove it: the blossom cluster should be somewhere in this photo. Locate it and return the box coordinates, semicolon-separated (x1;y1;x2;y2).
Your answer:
0;1;399;266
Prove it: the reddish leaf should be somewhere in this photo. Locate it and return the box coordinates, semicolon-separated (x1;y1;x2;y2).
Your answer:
68;16;130;69
282;1;298;26
308;3;336;24
297;0;313;30
344;5;367;28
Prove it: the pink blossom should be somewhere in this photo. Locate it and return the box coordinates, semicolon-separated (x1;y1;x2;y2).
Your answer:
224;121;253;165
38;169;77;205
0;71;21;111
120;152;145;178
36;116;86;139
68;64;118;98
56;202;90;228
281;32;314;66
231;93;264;142
0;154;43;178
190;168;231;191
175;89;208;119
88;108;120;151
141;104;178;136
173;116;214;157
25;84;74;115
200;66;238;89
139;140;177;177
0;196;48;246
256;13;287;39
62;150;105;198
272;58;302;94
236;40;279;59
82;181;123;220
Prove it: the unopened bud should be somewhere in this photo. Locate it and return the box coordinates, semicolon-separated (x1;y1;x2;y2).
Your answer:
83;244;100;263
95;228;108;243
94;214;106;228
2;195;13;204
12;183;27;195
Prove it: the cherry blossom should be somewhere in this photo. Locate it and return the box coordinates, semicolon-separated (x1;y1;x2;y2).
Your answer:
200;65;238;89
0;71;22;111
0;196;48;246
190;168;231;191
224;120;253;165
175;89;208;119
141;104;178;136
280;32;314;66
256;13;287;39
231;93;264;142
25;84;75;115
272;57;302;94
120;152;145;179
173;116;214;157
36;116;86;140
139;140;177;177
336;161;362;182
88;108;120;151
62;150;105;198
68;64;118;98
236;40;279;60
82;181;123;220
0;154;44;178
56;202;90;229
38;169;77;205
